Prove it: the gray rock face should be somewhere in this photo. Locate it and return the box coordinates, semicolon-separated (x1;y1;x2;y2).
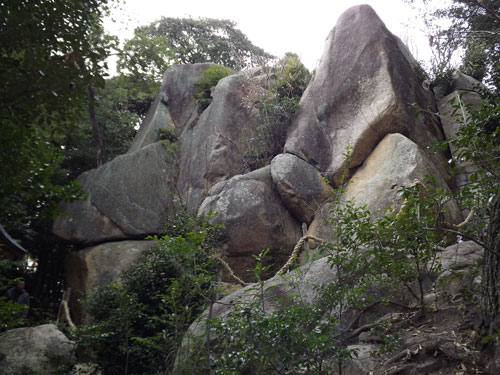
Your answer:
128;94;175;153
198;166;301;258
0;324;74;374
128;63;213;153
439;91;482;154
65;240;156;323
271;153;331;225
162;63;214;134
434;241;483;301
438;241;483;272
342;344;379;375
284;4;446;186
53;142;176;243
177;72;267;212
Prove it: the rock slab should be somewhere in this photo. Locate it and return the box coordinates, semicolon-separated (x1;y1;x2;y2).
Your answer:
177;72;267;212
128;63;214;152
306;133;462;254
53;142;176;243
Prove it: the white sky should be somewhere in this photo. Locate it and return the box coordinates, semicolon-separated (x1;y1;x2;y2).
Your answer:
104;0;433;73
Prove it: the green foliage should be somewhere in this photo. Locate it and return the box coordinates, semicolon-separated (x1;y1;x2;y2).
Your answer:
204;300;351;375
405;0;500;89
0;0;120;318
119;27;174;83
119;17;274;82
77;211;221;375
430;68;456;96
0;0;117;223
194;65;233;111
178;184;389;374
273;53;312;100
241;53;311;171
177;144;465;373
372;179;450;315
62;76;145;178
0;260;27;331
439;92;500;241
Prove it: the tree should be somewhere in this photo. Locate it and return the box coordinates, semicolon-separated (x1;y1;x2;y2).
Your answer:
62;76;146;179
446;95;500;337
405;0;500;338
405;0;500;89
0;0;118;317
119;17;275;83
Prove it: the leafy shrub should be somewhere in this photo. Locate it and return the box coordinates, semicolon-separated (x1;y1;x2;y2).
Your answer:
77;211;222;375
177;187;389;374
194;65;232;111
240;53;310;172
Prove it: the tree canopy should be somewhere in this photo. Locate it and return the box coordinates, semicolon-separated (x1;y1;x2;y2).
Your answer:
0;0;116;232
119;17;275;82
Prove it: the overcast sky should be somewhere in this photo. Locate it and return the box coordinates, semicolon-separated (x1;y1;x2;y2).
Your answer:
104;0;432;72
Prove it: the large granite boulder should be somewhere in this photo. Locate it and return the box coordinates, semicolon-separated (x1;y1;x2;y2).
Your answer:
344;133;461;219
271;153;331;225
433;241;483;303
65;240;156;323
128;63;213;153
177;72;268;212
306;134;462;252
53;142;177;243
198;166;301;278
163;63;216;135
0;324;74;374
284;5;447;186
438;241;483;272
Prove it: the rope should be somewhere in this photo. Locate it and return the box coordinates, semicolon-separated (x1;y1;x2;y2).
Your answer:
61;300;76;330
276;234;325;276
211;234;326;287
210;253;250;287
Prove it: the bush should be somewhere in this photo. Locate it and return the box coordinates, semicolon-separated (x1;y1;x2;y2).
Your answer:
77;211;222;375
240;53;310;172
194;65;232;111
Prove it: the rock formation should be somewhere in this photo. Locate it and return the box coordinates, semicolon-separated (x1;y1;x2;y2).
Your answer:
176;71;267;211
284;4;448;186
52;8;484;363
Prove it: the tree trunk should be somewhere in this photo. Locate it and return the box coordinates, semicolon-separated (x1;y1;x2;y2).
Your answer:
481;191;500;336
87;83;105;167
77;56;105;167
